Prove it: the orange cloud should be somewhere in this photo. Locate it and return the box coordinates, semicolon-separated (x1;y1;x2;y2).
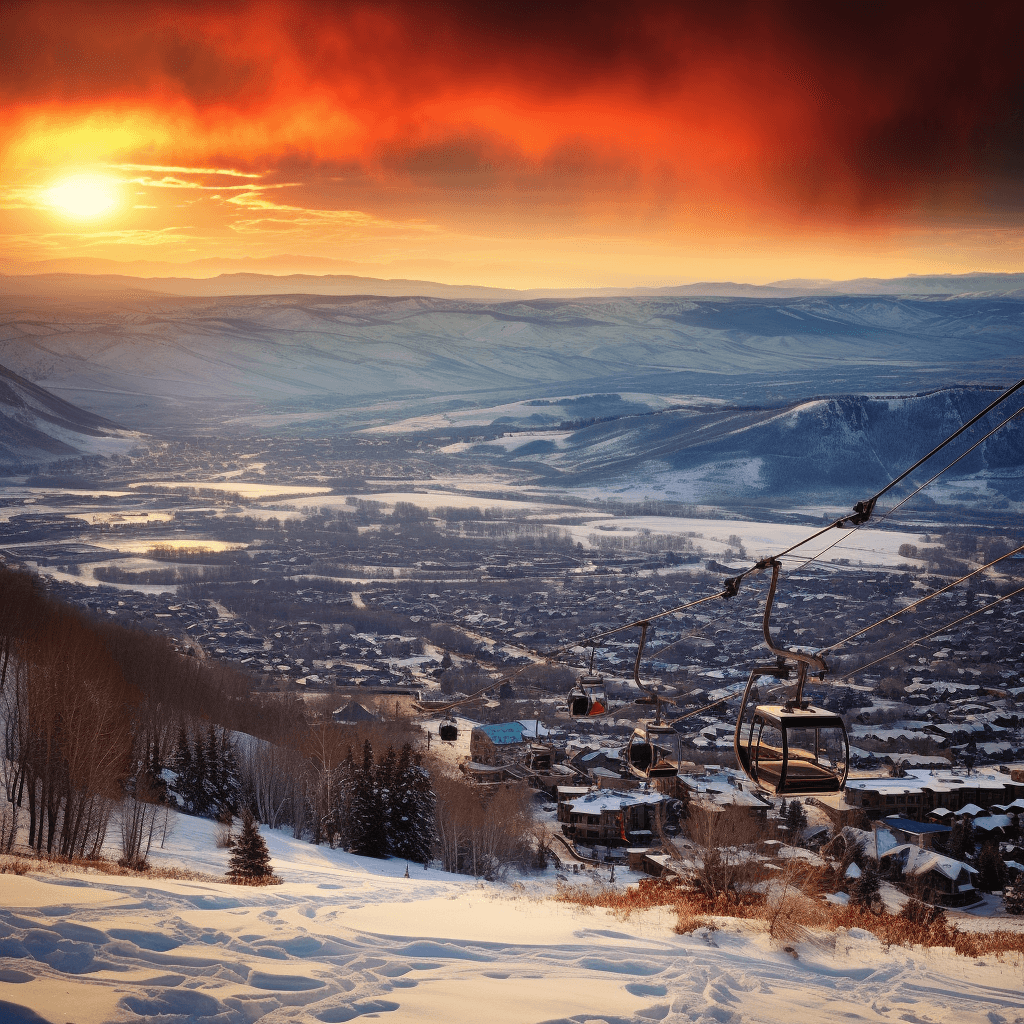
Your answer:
2;1;1022;282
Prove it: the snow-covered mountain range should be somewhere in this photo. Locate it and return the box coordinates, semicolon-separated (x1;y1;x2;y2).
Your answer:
1;290;1020;508
0;293;1020;428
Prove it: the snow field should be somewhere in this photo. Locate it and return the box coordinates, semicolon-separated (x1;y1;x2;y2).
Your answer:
2;808;1024;1024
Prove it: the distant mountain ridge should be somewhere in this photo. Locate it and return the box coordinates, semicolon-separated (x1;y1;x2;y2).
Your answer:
1;291;1020;429
2;270;1024;302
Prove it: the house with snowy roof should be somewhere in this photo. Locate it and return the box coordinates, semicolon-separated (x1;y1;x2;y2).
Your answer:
676;769;772;820
561;789;669;850
880;844;979;906
881;815;951;850
971;813;1013;838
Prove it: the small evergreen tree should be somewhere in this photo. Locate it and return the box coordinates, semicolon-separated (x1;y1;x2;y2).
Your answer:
945;818;976;863
404;754;436;864
212;728;240;818
168;724;194;812
227;811;275;884
384;744;410;856
190;731;210;816
389;745;435;864
785;799;808;841
1004;880;1024;915
851;862;882;910
978;841;1007;892
143;737;167;803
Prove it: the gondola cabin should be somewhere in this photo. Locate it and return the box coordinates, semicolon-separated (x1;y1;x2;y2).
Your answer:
736;704;849;796
625;723;681;780
439;717;458;742
567;673;608;719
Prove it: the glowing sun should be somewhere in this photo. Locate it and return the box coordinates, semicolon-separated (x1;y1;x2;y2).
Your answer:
43;176;122;219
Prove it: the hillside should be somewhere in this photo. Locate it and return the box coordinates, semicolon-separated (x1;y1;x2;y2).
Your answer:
0;361;139;466
3;268;1024;300
1;810;1022;1024
440;387;1024;506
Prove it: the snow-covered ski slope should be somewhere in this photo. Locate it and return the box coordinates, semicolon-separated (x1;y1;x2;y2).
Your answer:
1;811;1022;1024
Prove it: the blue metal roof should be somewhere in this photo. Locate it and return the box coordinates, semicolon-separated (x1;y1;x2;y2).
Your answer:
477;722;525;745
883;816;951;834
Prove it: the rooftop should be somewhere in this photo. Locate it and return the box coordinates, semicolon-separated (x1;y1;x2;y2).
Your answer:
882;816;951;835
568;790;666;814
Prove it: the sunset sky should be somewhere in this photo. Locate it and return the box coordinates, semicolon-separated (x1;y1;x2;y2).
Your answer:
2;0;1022;287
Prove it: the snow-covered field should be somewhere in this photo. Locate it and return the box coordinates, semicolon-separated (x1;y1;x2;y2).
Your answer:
567;516;931;570
279;491;577;517
128;482;332;499
2;811;1023;1024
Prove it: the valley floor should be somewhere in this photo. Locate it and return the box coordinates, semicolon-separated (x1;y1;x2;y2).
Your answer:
1;813;1023;1024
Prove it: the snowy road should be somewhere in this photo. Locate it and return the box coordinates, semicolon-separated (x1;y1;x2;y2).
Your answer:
1;815;1023;1024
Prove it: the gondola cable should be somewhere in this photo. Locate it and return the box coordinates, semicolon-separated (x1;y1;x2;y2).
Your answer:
821;540;1024;655
832;582;1024;682
416;377;1024;726
718;377;1024;590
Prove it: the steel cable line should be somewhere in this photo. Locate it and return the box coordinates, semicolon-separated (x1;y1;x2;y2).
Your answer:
717;377;1024;589
785;399;1022;571
416;379;1024;719
821;541;1024;655
566;589;732;648
852;377;1024;514
875;404;1024;524
832;583;1024;682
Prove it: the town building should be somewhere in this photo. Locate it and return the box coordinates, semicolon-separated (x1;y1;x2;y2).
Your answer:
843;766;1024;820
560;789;668;849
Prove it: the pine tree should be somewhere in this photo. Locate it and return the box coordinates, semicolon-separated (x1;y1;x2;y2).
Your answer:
851;862;882;909
168;724;193;812
227;811;275;884
205;724;221;812
404;754;436;864
1004;881;1024;915
143;737;167;803
350;740;388;858
213;728;240;818
978;841;1007;892
945;818;976;863
333;747;356;851
785;799;808;839
382;745;409;856
190;731;212;816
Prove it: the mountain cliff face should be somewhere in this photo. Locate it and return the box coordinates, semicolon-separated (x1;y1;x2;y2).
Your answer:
0;362;137;466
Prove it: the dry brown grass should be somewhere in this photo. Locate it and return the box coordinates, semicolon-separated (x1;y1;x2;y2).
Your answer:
830;902;1024;958
0;852;227;883
554;876;1024;958
228;873;283;886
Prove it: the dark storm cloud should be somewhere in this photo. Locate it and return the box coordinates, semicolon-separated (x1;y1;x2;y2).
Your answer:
2;0;1022;220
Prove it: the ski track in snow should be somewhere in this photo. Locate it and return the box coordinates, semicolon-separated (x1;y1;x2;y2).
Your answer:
1;813;1023;1024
